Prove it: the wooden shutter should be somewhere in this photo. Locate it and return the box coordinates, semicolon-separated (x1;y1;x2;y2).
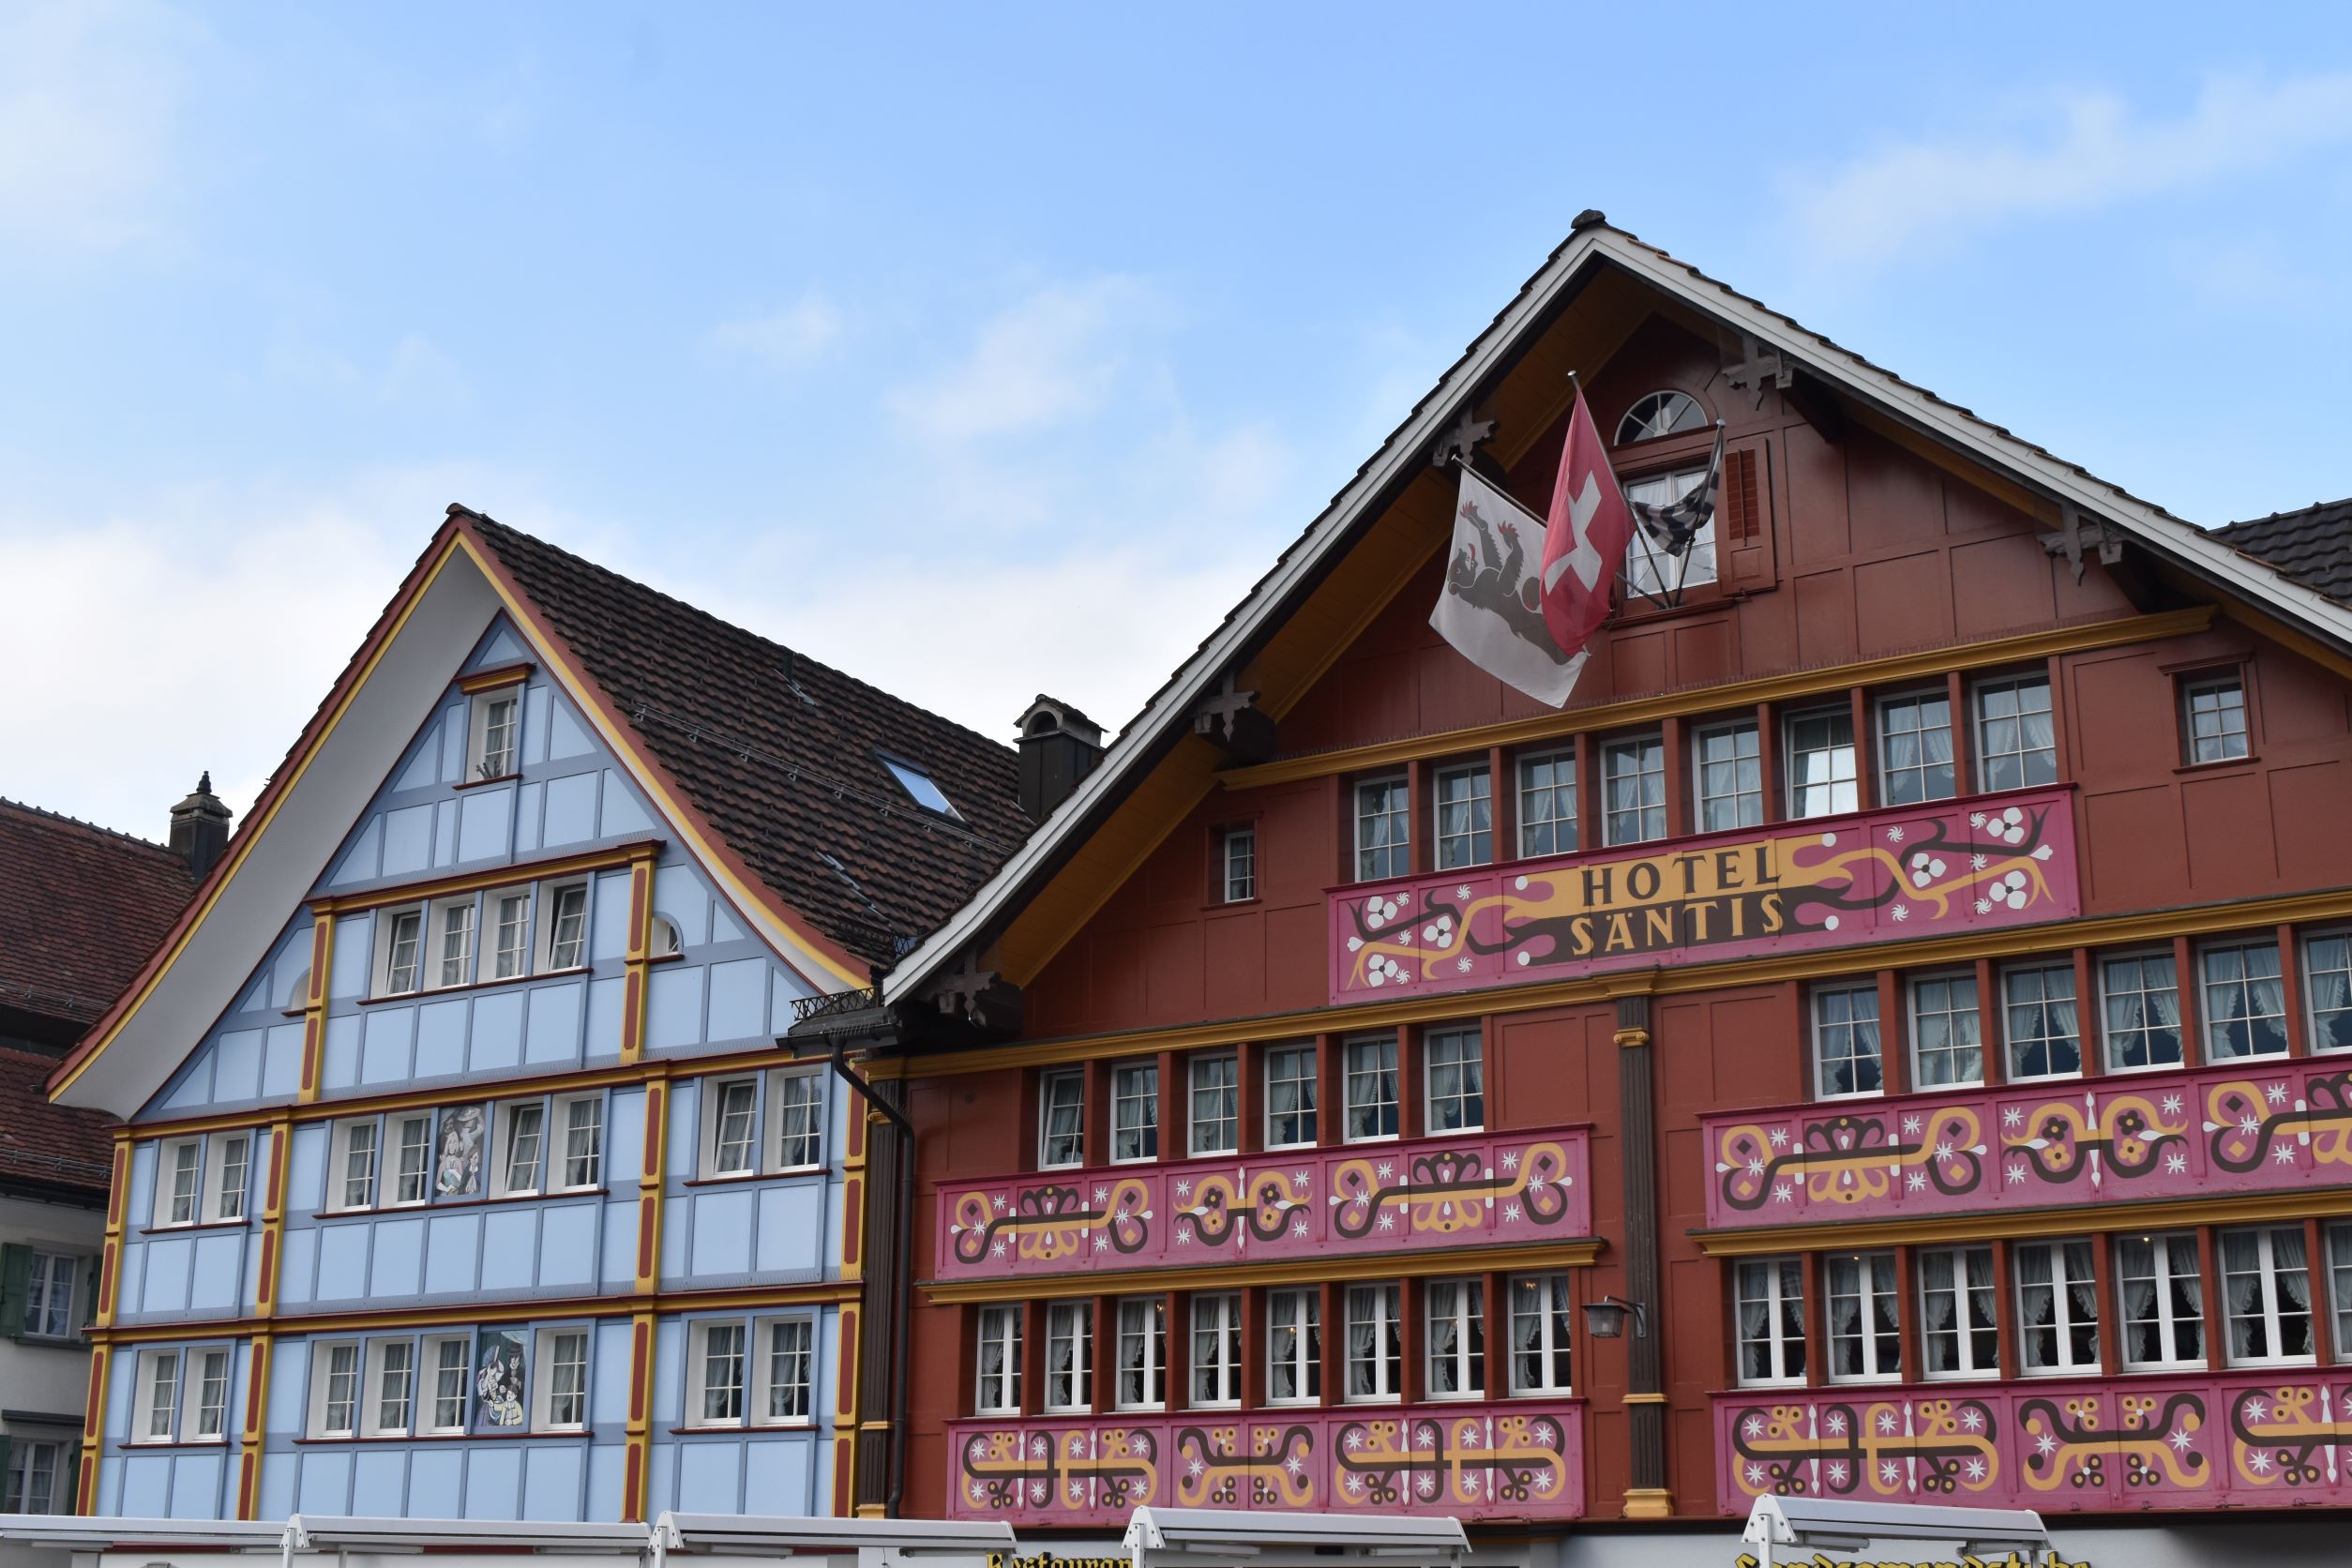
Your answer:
59;1440;78;1516
80;1255;101;1338
0;1245;29;1339
1725;446;1762;544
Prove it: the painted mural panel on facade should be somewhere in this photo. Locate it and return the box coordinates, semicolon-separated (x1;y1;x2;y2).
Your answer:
1331;787;2079;1003
946;1402;1584;1526
1705;1054;2352;1229
935;1124;1590;1283
1717;1369;2352;1514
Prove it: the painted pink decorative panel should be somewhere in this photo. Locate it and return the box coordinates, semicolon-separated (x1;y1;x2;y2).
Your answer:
934;1125;1590;1283
1716;1370;2352;1515
1704;1056;2352;1229
1332;787;2079;1003
947;1400;1585;1526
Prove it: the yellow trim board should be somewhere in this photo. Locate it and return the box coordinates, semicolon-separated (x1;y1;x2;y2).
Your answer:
918;1238;1604;1304
885;880;2352;1080
1693;1186;2352;1257
1217;608;2212;790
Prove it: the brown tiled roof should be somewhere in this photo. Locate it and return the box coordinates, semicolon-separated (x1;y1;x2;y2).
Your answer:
0;801;198;1027
462;513;1030;971
2214;499;2352;606
0;1046;113;1192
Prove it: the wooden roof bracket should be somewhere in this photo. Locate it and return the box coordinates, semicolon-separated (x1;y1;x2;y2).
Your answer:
1192;670;1277;764
2043;502;2129;584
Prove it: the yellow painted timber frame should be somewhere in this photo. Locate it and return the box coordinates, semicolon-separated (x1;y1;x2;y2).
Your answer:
875;881;2352;1082
918;1238;1604;1305
1214;607;2213;792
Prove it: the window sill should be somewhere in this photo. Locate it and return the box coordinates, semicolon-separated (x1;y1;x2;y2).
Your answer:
670;1422;814;1436
121;1439;229;1451
358;966;593;1006
136;1218;249;1239
2174;755;2259;776
293;1428;582;1445
316;1186;608;1219
679;1171;823;1189
1208;897;1261;912
455;771;524;793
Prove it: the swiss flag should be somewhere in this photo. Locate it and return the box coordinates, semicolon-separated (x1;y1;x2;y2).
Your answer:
1537;384;1633;657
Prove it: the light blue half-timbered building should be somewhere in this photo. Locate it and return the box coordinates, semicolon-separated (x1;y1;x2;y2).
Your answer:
49;509;1027;1527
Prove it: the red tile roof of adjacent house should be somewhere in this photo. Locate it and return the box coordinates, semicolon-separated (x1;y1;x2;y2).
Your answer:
462;513;1032;972
0;1045;114;1192
0;800;199;1028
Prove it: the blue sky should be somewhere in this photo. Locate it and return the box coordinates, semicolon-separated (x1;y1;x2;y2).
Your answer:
8;2;2352;840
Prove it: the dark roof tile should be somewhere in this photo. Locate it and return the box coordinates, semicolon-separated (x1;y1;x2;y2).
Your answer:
2215;499;2352;606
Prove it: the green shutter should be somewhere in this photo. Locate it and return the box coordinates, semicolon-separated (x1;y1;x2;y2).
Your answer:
79;1256;100;1341
60;1440;80;1515
0;1436;12;1510
0;1244;31;1339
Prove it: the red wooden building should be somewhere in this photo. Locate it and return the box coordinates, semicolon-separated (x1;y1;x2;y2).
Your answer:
801;215;2352;1561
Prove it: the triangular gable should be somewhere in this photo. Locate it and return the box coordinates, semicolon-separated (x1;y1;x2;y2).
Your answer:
884;214;2352;1003
53;517;872;1115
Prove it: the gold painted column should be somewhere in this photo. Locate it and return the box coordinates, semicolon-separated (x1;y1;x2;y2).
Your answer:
295;913;335;1104
623;1068;670;1519
619;849;656;1064
236;1112;296;1517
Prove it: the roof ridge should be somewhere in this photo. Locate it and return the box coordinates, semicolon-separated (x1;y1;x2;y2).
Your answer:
0;797;187;862
460;510;1020;759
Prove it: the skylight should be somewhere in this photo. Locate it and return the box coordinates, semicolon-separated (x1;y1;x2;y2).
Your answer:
881;755;960;819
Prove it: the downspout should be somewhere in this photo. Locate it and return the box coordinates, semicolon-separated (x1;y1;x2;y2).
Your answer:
829;1036;915;1515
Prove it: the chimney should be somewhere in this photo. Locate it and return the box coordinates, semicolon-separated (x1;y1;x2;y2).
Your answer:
1015;697;1105;822
170;772;234;879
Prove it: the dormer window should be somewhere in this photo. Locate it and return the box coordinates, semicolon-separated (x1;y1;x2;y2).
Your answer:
1616;390;1706;445
467;686;522;781
880;755;960;819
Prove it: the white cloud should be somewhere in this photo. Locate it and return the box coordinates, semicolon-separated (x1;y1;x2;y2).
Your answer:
265;332;474;406
0;0;197;257
886;276;1159;443
703;291;846;373
1783;71;2352;270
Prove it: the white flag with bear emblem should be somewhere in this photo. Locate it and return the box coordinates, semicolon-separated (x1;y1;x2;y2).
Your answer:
1429;466;1588;708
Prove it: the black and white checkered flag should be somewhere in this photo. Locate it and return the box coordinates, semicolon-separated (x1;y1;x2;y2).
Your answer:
1629;422;1725;558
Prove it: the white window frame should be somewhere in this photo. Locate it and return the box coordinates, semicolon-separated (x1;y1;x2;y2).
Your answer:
1188;1053;1238;1156
2305;930;2352;1055
1423;1026;1484;1135
1037;1069;1084;1170
188;1345;232;1441
134;1348;184;1443
466;684;523;782
485;885;534;982
2100;950;2185;1073
309;1340;362;1440
1599;733;1666;847
974;1304;1022;1416
553;1093;604;1192
1267;1288;1321;1406
207;1131;253;1224
1423;1277;1485;1401
1515;746;1576;858
2180;672;2250;765
1344;1283;1403;1404
1972;672;2057;792
1113;1296;1167;1412
2117;1232;2206;1373
1918;1245;1999;1381
2221;1225;2317;1367
1342;1034;1398;1144
1811;984;1883;1100
364;1338;415;1438
1908;971;1984;1090
755;1315;815;1425
1621;464;1718;595
1353;775;1410;882
429;896;477;990
1734;1258;1807;1389
1221;825;1256;903
1043;1301;1092;1414
387;1112;433;1208
1507;1273;1573;1395
1110;1062;1158;1164
2327;1223;2352;1364
1876;688;1955;806
1431;762;1493;870
328;1118;380;1213
374;905;428;998
536;879;591;972
771;1069;823;1171
155;1137;204;1228
2;1438;67;1514
495;1098;549;1199
1263;1044;1317;1150
2200;938;2290;1062
701;1077;759;1180
423;1334;472;1434
1692;718;1762;833
1189;1292;1242;1409
2015;1239;2101;1376
2002;961;2083;1081
1784;706;1858;821
23;1251;79;1341
534;1327;591;1432
1826;1252;1903;1384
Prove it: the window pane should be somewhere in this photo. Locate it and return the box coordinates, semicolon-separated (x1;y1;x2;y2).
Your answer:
1516;749;1576;858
